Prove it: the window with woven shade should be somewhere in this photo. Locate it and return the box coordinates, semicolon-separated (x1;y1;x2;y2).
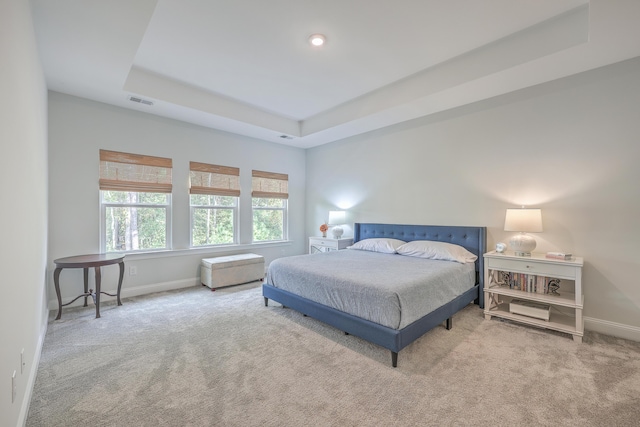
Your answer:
252;170;288;242
99;150;172;253
189;162;240;246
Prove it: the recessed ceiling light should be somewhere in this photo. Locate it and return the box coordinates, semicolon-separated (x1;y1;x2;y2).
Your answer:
309;34;326;47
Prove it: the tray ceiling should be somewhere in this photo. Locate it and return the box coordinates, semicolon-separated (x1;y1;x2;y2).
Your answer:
31;0;640;148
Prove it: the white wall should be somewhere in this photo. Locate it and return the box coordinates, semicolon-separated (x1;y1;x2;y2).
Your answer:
0;0;49;425
48;92;306;306
306;57;640;339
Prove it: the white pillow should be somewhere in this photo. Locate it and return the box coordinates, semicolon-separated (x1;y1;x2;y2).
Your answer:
348;238;406;254
396;240;478;264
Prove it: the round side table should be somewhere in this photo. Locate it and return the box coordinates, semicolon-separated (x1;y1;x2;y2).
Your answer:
53;254;125;319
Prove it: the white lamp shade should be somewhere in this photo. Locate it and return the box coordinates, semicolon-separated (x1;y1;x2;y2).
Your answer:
328;210;346;225
504;208;543;232
504;208;542;256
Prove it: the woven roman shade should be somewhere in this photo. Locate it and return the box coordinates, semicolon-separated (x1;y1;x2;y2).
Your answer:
189;162;240;197
252;170;288;199
99;150;173;193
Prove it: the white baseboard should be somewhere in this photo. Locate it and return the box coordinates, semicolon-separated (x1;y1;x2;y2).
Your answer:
585;316;640;342
47;277;200;310
18;307;49;427
120;277;201;299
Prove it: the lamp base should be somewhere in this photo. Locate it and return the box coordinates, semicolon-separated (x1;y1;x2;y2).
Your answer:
332;226;344;239
509;233;536;256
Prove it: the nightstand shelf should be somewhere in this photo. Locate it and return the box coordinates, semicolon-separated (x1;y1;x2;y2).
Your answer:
485;285;580;309
309;237;353;254
485;301;579;335
484;251;584;343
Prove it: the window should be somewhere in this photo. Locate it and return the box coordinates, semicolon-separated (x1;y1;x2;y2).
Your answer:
99;150;172;252
252;170;288;242
189;162;240;246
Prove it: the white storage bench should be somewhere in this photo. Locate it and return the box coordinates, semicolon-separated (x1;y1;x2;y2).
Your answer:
201;253;265;290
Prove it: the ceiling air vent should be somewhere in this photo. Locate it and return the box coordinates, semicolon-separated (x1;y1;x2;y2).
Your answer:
128;96;154;106
279;135;294;140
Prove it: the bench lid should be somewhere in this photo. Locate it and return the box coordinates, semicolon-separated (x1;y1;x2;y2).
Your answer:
202;253;264;268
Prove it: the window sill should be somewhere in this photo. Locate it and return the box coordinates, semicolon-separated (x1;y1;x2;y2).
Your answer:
111;240;292;261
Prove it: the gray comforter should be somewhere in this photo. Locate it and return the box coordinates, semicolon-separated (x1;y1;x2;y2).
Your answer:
265;249;475;329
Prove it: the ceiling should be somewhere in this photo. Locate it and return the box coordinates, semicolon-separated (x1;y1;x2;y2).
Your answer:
31;0;640;149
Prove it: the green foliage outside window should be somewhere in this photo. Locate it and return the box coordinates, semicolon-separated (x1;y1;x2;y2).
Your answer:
191;195;236;246
102;192;286;250
252;197;285;242
103;191;168;252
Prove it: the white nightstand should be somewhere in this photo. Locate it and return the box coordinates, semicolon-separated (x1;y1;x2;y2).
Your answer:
483;251;584;343
309;237;353;254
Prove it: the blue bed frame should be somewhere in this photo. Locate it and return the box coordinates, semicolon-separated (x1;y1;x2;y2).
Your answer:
262;223;486;367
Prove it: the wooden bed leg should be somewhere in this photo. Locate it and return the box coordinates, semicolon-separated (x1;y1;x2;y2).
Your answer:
391;352;398;368
446;318;452;330
264;297;268;307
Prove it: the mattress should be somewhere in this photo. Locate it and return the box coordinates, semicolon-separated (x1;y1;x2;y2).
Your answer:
265;249;475;329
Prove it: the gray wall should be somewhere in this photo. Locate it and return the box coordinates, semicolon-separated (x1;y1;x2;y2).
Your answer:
306;57;640;339
0;0;49;425
47;92;306;306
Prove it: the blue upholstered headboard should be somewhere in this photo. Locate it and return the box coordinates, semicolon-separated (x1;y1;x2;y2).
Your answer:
353;223;486;289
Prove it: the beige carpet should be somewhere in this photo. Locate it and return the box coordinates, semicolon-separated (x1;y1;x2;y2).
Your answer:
27;283;640;426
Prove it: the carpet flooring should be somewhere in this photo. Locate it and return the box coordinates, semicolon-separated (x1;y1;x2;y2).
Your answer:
26;282;640;426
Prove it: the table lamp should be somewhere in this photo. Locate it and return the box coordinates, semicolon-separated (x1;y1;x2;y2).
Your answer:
328;210;346;239
504;208;542;256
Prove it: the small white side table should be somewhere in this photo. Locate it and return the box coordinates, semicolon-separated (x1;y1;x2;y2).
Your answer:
483;251;584;342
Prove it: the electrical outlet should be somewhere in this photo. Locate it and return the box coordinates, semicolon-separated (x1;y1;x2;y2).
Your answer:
21;349;25;374
11;370;16;403
129;265;137;276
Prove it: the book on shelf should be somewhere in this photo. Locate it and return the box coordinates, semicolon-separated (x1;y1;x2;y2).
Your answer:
505;272;549;294
546;251;572;260
509;299;551;321
535;275;546;294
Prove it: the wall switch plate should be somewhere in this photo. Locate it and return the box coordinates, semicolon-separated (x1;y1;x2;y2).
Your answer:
129;265;137;276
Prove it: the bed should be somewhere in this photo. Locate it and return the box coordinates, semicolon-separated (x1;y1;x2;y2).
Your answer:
262;223;486;367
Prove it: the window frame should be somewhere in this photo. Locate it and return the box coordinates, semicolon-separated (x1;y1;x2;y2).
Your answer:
251;170;289;243
251;197;288;243
100;191;172;253
188;161;241;247
98;149;173;254
189;194;239;247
